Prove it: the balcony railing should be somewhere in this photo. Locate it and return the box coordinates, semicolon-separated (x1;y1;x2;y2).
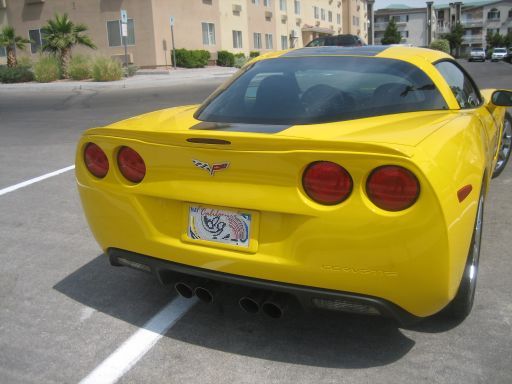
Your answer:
461;19;483;27
462;35;483;44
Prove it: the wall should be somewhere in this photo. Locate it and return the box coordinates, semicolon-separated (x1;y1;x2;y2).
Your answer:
5;0;158;67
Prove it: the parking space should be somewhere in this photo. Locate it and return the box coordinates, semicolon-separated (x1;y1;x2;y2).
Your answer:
0;61;511;384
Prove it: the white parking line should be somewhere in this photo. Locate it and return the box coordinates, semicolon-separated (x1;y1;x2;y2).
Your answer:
0;165;75;196
79;296;197;384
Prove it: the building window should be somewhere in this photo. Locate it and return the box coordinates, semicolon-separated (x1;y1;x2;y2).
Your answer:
294;0;301;15
487;8;500;20
233;30;243;48
352;16;360;26
328;11;333;22
252;0;259;5
509;9;512;18
280;0;286;11
107;19;135;47
265;33;273;49
337;13;341;24
0;46;6;57
487;28;499;35
264;0;271;7
321;9;326;20
29;29;43;54
400;30;409;38
281;35;288;49
201;22;216;45
314;6;319;19
253;32;262;49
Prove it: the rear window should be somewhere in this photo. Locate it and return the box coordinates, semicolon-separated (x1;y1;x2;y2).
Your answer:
471;48;484;52
494;48;506;53
196;56;448;125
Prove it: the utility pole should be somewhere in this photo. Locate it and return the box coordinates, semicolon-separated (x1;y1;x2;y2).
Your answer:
170;16;176;69
120;9;128;67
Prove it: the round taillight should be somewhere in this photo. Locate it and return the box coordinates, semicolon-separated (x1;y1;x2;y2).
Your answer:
117;146;146;183
84;143;109;178
302;161;352;205
366;165;420;211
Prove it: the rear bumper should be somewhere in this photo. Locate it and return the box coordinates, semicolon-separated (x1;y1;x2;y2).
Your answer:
108;248;422;325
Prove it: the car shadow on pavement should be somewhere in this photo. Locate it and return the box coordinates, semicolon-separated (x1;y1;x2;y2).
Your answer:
55;254;422;369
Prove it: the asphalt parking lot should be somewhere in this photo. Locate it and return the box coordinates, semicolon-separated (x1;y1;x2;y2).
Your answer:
0;60;511;384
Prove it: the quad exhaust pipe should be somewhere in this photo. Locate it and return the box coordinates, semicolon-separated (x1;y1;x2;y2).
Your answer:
175;277;288;318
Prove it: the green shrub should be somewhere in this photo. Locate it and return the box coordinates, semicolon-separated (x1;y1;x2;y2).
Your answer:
234;52;245;58
33;55;61;82
249;51;260;58
217;50;235;67
17;56;33;69
174;48;210;68
124;64;138;77
68;54;92;80
234;56;248;68
0;65;34;83
429;39;450;54
92;56;123;81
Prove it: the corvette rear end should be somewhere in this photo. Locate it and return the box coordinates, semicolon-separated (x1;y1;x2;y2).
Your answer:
77;47;510;324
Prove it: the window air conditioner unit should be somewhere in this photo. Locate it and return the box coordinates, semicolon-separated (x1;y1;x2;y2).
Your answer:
296;17;302;25
281;15;287;22
265;10;273;18
25;0;45;4
315;20;320;26
232;4;242;12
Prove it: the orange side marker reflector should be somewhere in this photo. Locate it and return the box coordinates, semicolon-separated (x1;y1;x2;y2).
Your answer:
457;185;473;202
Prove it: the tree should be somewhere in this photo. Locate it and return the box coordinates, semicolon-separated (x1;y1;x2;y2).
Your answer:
41;13;96;77
486;31;505;48
442;22;464;57
430;39;450;54
0;26;30;68
381;19;402;45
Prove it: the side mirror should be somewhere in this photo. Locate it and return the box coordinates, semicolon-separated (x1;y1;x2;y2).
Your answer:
491;90;512;107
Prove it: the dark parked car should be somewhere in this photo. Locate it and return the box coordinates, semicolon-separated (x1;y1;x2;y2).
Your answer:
306;34;364;47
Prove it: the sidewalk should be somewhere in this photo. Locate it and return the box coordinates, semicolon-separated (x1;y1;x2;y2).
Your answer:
0;66;238;92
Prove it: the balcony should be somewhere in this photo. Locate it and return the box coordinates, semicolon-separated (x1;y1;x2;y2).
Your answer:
462;35;483;44
374;22;388;30
461;19;483;28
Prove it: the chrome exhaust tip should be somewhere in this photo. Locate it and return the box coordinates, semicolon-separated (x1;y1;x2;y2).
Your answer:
262;293;287;319
194;281;221;304
239;290;267;314
174;278;206;299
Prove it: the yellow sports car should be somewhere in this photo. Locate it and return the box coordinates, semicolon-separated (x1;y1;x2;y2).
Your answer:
76;46;512;324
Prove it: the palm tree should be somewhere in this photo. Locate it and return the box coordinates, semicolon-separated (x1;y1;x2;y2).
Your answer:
41;13;96;77
0;26;30;68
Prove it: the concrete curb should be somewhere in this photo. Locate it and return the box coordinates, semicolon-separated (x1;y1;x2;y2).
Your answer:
0;67;238;92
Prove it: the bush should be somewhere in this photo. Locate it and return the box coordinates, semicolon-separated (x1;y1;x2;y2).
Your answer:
249;51;260;58
429;39;450;54
174;49;210;68
92;56;123;81
217;50;235;67
0;65;34;83
234;56;248;68
68;54;92;80
17;56;33;69
33;55;61;82
124;64;138;77
234;52;245;58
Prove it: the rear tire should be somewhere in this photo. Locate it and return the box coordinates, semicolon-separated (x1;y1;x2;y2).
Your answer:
492;112;512;178
441;188;484;320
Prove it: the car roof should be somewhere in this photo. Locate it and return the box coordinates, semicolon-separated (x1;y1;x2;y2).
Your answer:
254;45;452;65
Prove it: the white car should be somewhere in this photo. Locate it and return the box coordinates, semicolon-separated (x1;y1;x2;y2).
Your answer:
491;48;507;61
468;47;486;62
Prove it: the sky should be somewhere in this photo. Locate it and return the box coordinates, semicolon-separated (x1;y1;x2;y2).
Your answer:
375;0;439;10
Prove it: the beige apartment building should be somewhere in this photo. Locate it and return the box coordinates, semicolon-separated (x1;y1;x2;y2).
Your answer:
0;0;369;67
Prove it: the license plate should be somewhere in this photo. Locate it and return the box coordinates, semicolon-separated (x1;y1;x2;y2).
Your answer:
188;206;251;248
